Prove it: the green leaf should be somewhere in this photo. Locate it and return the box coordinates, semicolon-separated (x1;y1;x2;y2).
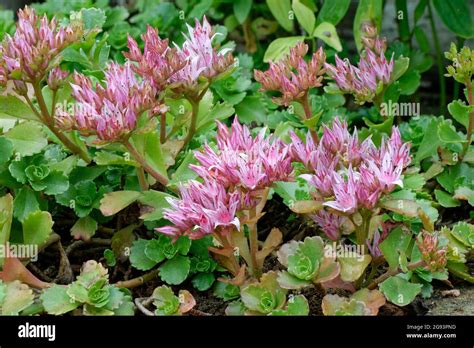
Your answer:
235;96;267;125
438;119;466;144
277;270;311;289
353;0;383;51
317;0;350;25
398;70;420;95
432;0;474;39
5;122;48;156
448;100;471;129
263;36;305;62
322;294;367;315
403;174;426;191
233;0;252;24
144;239;166;264
339;254;372;282
152;286;180;315
1;281;34;315
99;191;142;217
415;118;441;163
138;190;173;221
284;294;309;315
379;227;412;270
0;137;13;165
13;187;39;223
159;255;191;285
381;199;420;218
41;171;70;195
80;7;106;30
71;216;98;241
0;194;13;247
312;22;342;52
266;0;293;32
129;239;157;271
94;151;138;167
414;26;430;53
379;276;422;306
103;249;116;267
130;131;168;183
41;284;79;315
293;0;315;34
391;56;410;81
213;280;240;301
192;272;215;291
435;189;461;208
22;210;53;247
0;95;39;121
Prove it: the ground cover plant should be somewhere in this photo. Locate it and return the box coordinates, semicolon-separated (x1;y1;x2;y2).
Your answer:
0;0;473;317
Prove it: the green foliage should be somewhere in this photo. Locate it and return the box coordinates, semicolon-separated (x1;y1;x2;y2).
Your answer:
228;272;309;316
276;236;340;289
41;261;134;315
130;235;218;289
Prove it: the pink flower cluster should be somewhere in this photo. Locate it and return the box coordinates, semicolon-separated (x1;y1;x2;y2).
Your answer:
126;17;233;93
325;28;394;104
56;62;163;143
417;232;447;272
170;17;234;89
190;118;293;196
158;180;241;240
290;118;410;240
0;7;81;89
156;118;293;239
254;42;326;106
124;26;185;91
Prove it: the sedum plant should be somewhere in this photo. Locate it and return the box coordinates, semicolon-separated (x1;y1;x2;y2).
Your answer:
40;260;134;316
276;236;340;289
225;271;309;316
149;286;195;316
156;118;294;280
134;285;195;316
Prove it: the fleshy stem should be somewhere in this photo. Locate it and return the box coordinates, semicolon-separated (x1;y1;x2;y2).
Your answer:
123;138;169;186
183;84;210;146
248;205;260;279
460;79;473;160
367;260;425;290
247;188;270;278
114;269;159;288
428;1;446;113
299;92;319;143
28;83;91;163
160;113;166;144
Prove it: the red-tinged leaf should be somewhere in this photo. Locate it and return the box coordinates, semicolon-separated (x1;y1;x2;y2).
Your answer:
0;257;49;289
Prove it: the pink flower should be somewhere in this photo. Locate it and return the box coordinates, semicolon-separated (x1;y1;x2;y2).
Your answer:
124;25;185;91
156;180;241;240
56;62;163;143
366;224;389;258
190;118;293;197
47;67;69;90
170;16;234;89
323;168;359;214
0;6;82;91
310;210;347;241
254;42;326;106
294;118;411;216
325;28;394;105
417;232;447;272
